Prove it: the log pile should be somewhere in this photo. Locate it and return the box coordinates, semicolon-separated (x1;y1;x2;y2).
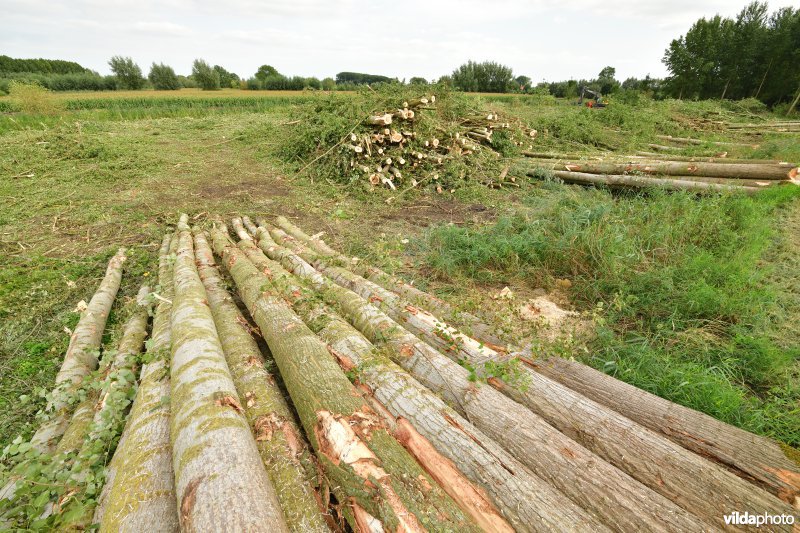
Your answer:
523;152;799;193
2;214;799;531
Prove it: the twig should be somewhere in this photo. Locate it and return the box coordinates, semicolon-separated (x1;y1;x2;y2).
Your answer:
295;120;361;180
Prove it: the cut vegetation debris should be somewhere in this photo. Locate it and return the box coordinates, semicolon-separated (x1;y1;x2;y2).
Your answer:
277;85;536;191
2;214;799;531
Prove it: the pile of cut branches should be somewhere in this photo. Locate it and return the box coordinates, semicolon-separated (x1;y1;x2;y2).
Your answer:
277;85;537;191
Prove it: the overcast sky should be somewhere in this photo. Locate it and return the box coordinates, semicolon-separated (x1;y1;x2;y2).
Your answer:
2;0;791;82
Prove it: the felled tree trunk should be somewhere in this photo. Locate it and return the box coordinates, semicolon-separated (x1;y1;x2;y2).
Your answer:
95;235;178;532
31;248;127;453
244;224;709;532
192;229;331;533
524;355;800;505
169;218;288;532
546;170;760;194
551;161;797;181
208;227;480;533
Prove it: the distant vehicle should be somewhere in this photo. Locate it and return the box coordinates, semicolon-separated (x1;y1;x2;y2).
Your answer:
578;86;608;108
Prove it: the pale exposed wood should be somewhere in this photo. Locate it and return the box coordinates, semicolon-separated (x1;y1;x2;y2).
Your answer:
546;170;760;194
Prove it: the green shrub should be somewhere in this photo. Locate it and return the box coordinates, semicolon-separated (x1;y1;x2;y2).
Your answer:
148;63;180;90
8;81;62;114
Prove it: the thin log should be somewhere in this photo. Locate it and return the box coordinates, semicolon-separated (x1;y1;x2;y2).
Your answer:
545;170;761;194
525;354;800;506
655;135;757;148
95;235;178;532
633;152;791;165
169;217;288;532
367;114;393;126
192;229;331;533
209;227;480;532
247;224;710;532
31;248;127;453
549;161;797;181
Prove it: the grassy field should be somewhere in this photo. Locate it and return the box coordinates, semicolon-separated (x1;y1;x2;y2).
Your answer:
1;88;798;450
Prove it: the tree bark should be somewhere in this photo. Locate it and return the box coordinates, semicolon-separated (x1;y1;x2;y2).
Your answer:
225;234;590;533
169;218;288;532
192;229;331;533
243;224;710;532
633;152;791;165
267;218;508;349
547;161;797;181
545;170;761;194
208;227;481;533
95;235;178;532
31;248;127;453
655;135;757;148
522;354;800;506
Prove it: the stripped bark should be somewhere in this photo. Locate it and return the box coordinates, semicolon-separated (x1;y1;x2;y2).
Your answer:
192;229;331;533
244;225;710;532
208;227;481;532
31;248;127;453
95;234;178;532
169;219;288;532
267;218;507;349
525;355;800;506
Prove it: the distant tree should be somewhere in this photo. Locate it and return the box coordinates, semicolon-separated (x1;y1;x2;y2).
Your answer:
335;72;393;85
0;55;89;75
108;56;145;90
305;77;322;89
451;60;514;93
213;65;239;88
255;65;280;81
148;63;180;90
192;59;220;90
596;66;619;94
177;75;197;89
321;77;336;90
514;75;531;91
409;77;427;85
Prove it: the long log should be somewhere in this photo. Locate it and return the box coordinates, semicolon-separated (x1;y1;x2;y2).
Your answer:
267;216;507;349
634;152;792;165
525;355;800;506
246;223;711;532
550;161;797;181
30;248;127;453
208;227;480;532
192;229;331;533
655;135;757;148
546;170;761;194
95;235;178;532
170;218;288;532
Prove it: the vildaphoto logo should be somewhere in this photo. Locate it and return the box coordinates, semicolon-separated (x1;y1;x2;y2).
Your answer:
723;511;796;527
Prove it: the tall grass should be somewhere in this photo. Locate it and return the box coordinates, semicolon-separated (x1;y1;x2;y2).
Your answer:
424;185;800;446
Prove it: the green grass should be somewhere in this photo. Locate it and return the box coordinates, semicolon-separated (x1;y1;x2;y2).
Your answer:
423;184;800;446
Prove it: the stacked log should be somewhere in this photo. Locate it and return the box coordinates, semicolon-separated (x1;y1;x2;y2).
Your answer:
525;153;799;193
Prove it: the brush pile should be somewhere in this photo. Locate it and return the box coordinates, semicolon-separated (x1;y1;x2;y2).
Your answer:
2;213;799;531
278;86;536;191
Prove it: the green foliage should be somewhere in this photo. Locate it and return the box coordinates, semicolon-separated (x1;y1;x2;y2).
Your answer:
596;66;620;95
0;55;89;75
108;56;145;90
213;65;239;88
335;71;393;85
147;63;180;90
0;72;116;93
255;64;280;80
409;77;428;85
192;59;220;90
424;185;800;446
663;2;800;105
8;82;63;115
451;60;514;93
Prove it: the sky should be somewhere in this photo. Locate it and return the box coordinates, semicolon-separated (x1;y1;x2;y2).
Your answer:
1;0;790;83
